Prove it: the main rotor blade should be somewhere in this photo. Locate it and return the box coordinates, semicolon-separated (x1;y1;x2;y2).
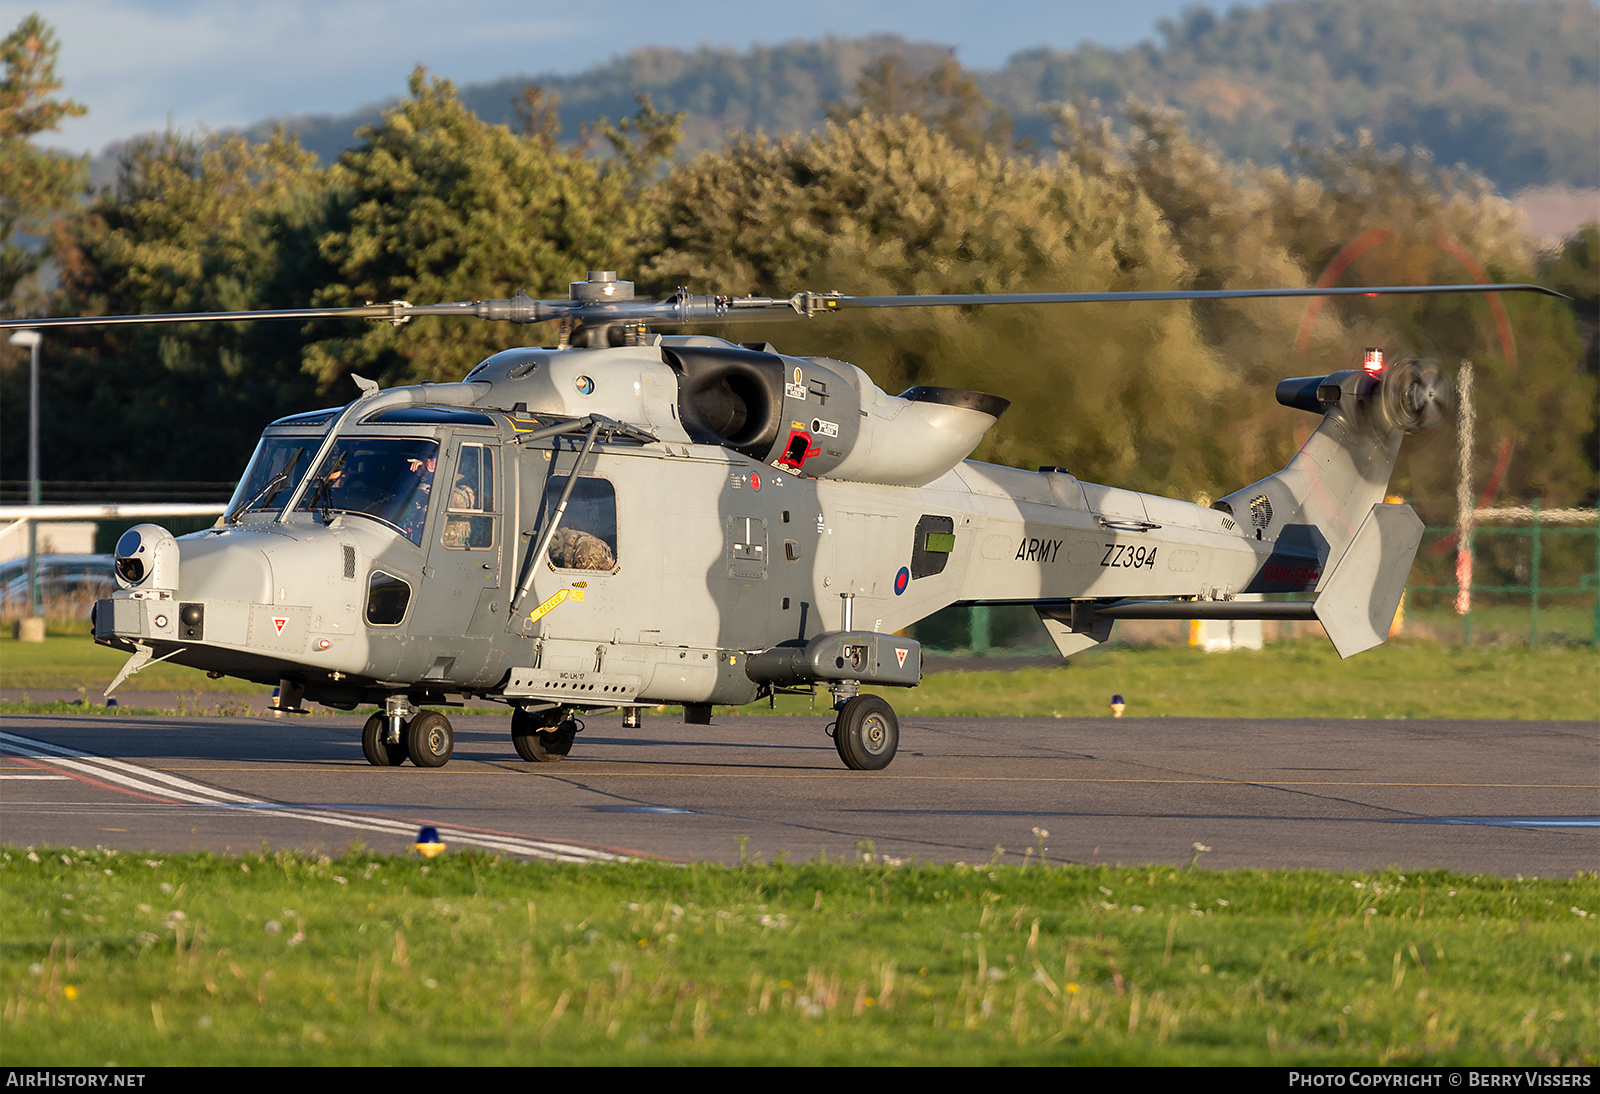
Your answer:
0;281;1565;333
0;298;558;331
811;283;1568;311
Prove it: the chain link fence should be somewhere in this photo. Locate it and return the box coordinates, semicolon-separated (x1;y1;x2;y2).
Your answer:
1405;504;1598;647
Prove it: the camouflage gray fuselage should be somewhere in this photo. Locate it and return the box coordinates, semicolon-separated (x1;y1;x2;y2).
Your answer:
95;334;1402;711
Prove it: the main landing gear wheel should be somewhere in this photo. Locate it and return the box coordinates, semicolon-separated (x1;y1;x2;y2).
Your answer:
407;711;454;768
512;708;576;763
833;695;899;771
361;713;407;767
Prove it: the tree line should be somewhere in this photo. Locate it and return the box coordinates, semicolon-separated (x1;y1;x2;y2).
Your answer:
1;14;1595;523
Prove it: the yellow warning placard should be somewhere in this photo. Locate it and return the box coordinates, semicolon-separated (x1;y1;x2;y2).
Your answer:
527;589;569;624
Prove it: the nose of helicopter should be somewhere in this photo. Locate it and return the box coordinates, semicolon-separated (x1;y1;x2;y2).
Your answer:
96;523;276;646
95;522;374;695
172;529;275;603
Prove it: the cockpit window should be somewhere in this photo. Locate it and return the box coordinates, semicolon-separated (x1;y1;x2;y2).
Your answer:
366;570;411;625
269;408;338;427
298;438;440;546
363;407;496;426
226;437;313;521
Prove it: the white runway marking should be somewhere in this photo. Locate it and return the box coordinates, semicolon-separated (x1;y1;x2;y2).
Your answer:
0;730;623;863
1401;815;1600;828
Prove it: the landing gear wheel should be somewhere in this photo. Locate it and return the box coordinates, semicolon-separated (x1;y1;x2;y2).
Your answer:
512;708;575;763
361;713;407;767
407;711;454;768
833;695;899;771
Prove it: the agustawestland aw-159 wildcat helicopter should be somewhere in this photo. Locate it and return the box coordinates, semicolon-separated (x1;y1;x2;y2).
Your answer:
0;273;1562;770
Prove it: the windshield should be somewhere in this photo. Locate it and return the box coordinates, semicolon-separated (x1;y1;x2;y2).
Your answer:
298;438;440;545
226;436;313;520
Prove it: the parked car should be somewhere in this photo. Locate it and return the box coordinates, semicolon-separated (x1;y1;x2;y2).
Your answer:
0;553;115;617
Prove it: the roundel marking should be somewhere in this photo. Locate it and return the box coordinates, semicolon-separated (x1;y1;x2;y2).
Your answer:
894;567;910;595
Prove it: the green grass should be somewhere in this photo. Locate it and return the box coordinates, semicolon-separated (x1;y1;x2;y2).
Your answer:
0;634;265;694
1;848;1594;1065
3;635;1596;721
0;700;179;717
775;639;1599;721
1397;601;1598;647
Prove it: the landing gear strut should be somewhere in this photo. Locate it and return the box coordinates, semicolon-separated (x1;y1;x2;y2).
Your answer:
512;706;578;763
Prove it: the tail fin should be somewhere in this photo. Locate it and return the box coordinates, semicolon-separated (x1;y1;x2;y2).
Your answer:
1214;356;1448;654
1312;501;1424;657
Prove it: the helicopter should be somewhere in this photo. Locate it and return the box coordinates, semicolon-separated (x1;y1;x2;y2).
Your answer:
0;272;1563;771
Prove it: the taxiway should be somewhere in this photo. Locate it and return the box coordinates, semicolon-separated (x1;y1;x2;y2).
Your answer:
1;712;1594;874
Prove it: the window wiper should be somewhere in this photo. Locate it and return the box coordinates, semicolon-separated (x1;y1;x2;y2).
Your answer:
303;450;348;521
228;448;304;523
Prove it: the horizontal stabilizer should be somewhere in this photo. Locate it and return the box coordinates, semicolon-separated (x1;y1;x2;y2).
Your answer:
1035;602;1114;659
1313;503;1424;659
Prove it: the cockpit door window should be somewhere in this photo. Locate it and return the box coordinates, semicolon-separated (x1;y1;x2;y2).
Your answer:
443;443;497;550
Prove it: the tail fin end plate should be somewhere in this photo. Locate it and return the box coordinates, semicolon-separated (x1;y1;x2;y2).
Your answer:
1313;502;1424;659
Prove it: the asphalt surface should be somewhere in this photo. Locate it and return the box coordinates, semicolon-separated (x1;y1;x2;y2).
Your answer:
1;710;1594;874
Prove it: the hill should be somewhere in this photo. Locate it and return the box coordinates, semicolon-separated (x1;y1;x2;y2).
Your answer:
226;0;1598;195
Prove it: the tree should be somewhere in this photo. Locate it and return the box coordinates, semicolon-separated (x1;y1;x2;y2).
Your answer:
647;102;1596;508
1052;101;1333;492
645;113;1233;496
305;70;679;389
513;86;563;153
1261;135;1595;516
28;130;330;481
0;14;86;315
825;54;1016;157
1049;98;1596;517
1539;224;1599;507
996;0;1600;192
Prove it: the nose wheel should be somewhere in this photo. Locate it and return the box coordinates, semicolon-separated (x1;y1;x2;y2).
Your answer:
832;694;899;770
362;710;455;768
407;711;455;767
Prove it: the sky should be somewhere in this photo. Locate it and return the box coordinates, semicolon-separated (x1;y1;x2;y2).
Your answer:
24;0;1260;155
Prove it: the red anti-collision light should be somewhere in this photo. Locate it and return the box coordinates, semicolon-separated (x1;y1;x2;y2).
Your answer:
1362;348;1384;374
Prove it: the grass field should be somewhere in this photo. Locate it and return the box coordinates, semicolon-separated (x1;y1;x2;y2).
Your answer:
1;848;1594;1066
833;639;1599;721
0;634;263;695
1397;602;1598;647
2;635;1595;721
